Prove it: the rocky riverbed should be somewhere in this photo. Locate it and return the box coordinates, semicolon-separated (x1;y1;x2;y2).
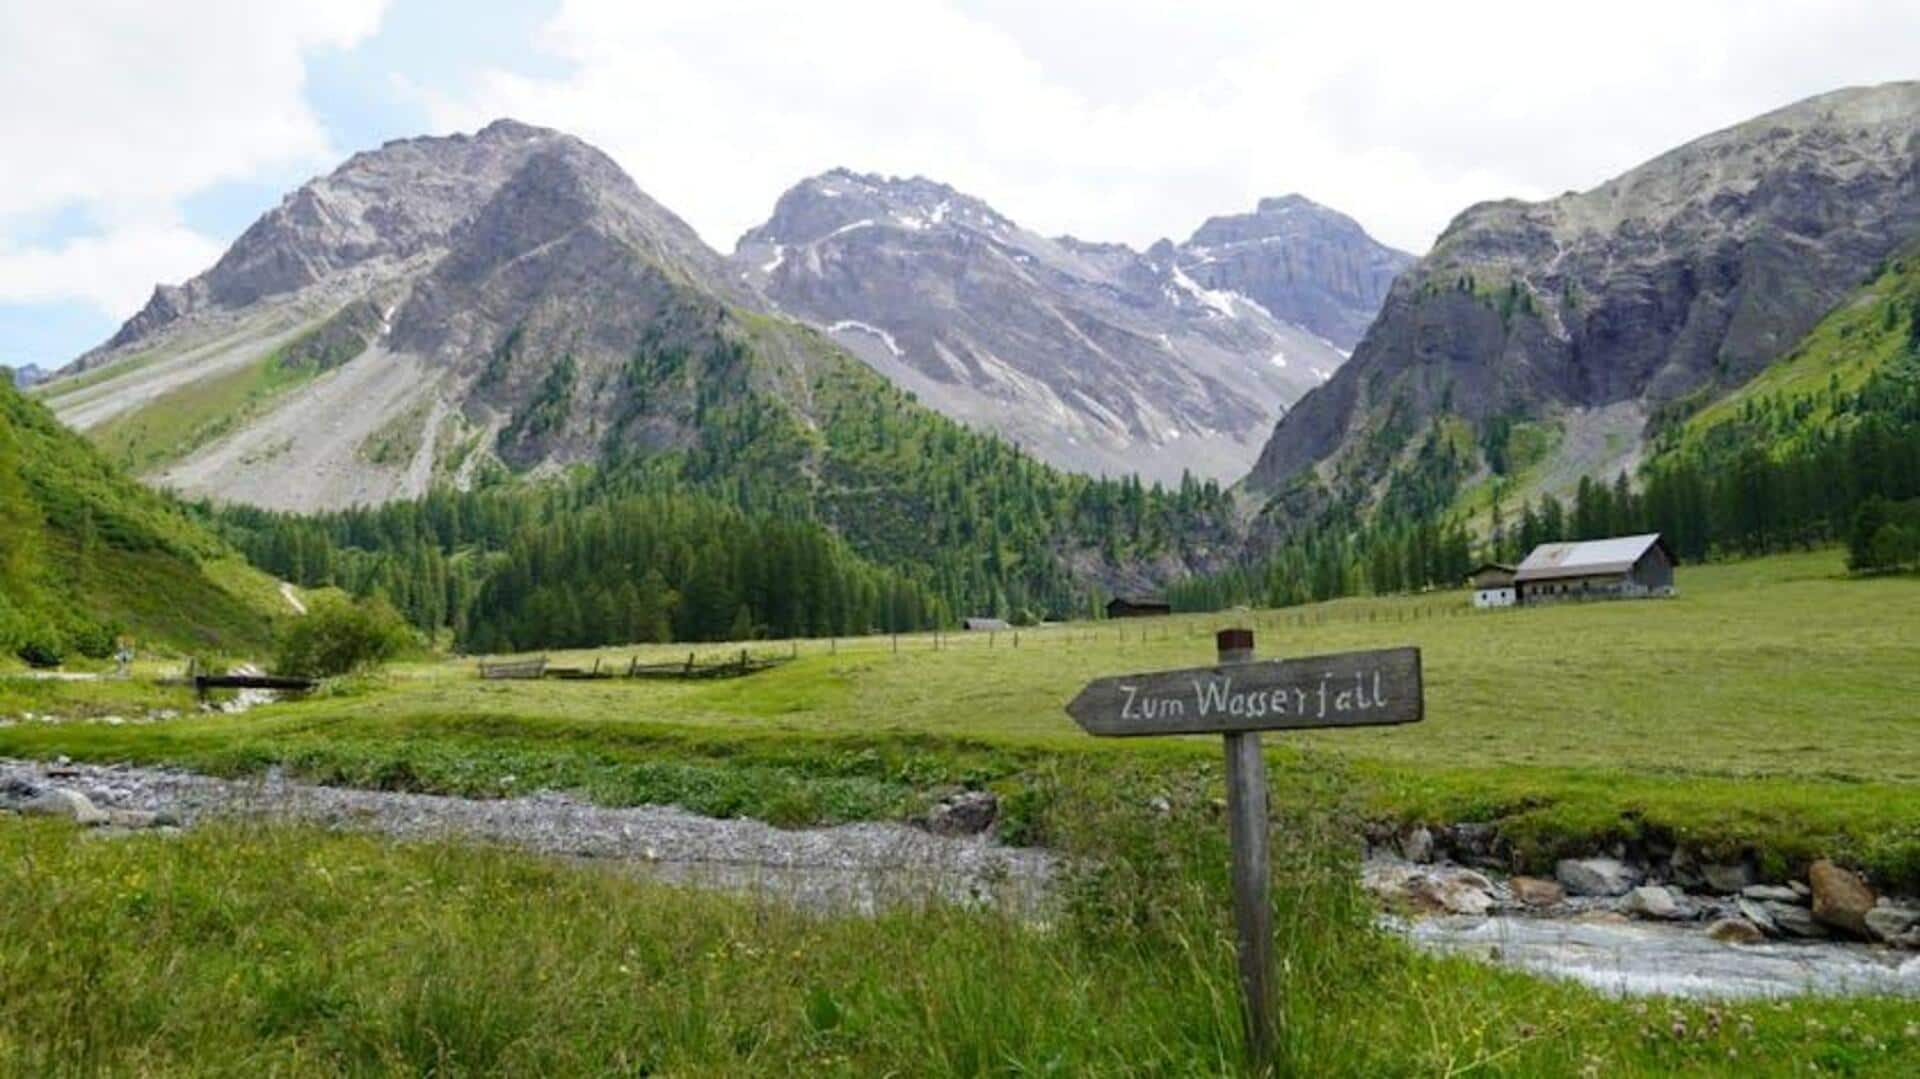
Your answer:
6;758;1918;999
0;759;1052;916
1366;823;1920;999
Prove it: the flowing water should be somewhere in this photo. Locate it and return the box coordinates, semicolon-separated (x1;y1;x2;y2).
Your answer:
1400;914;1920;999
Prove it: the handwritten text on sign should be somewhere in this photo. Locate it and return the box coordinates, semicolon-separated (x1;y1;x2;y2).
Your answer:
1066;646;1422;737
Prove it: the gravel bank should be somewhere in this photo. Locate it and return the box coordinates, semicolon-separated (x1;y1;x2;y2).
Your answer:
0;758;1054;916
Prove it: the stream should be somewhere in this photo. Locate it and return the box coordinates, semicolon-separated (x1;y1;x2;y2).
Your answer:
5;758;1918;998
1400;914;1920;999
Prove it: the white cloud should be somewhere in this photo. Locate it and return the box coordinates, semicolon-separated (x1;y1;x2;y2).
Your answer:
421;0;1920;256
0;220;223;316
0;0;386;316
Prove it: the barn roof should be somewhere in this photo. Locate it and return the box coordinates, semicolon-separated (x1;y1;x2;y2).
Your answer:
1514;534;1673;582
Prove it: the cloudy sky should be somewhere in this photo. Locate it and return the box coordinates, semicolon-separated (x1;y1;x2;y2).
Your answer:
2;0;1916;370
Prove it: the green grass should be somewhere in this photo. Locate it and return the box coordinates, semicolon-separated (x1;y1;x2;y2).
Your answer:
3;801;1916;1076
89;351;327;474
0;379;281;658
5;548;1918;1073
6;548;1918;888
27;348;164;403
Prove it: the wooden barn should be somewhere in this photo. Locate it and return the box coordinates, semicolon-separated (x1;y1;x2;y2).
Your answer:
1513;533;1677;605
1106;596;1172;619
1466;563;1517;608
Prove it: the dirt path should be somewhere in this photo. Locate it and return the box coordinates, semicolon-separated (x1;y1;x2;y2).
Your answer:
0;759;1053;916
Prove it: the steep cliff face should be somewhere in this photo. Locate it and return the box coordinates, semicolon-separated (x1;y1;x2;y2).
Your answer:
1243;81;1920;523
1178;194;1413;352
733;170;1374;483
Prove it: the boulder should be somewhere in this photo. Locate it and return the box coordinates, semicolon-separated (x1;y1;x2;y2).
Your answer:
927;791;998;836
1764;901;1830;939
1555;857;1641;897
1510;876;1566;908
18;788;109;826
1863;904;1920;945
1700;863;1755;895
1740;884;1803;905
1399;825;1435;864
1706;917;1767;945
105;809;162;830
1364;864;1493;916
1409;874;1494;916
1625;885;1687;921
1808;860;1875;938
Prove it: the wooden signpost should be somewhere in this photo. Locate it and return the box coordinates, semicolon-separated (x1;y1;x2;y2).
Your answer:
1065;629;1423;1064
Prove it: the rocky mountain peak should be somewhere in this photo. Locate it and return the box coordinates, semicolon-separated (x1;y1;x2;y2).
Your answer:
1177;195;1414;351
95;118;732;359
737;168;1011;251
730;171;1364;483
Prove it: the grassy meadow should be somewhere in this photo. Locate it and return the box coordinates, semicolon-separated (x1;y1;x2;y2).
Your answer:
4;547;1919;1074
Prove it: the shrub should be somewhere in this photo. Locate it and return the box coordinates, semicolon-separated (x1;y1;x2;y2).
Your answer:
16;639;63;669
274;595;414;678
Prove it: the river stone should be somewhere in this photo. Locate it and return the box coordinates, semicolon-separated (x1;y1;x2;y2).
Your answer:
1409;874;1494;916
19;788;108;825
1863;904;1920;944
1765;901;1830;939
927;791;998;836
1510;876;1566;907
1706;917;1767;945
1808;860;1875;938
1;774;42;800
1625;885;1687;921
1736;897;1780;935
1556;857;1641;897
1399;825;1436;864
1741;884;1803;905
1700;863;1755;894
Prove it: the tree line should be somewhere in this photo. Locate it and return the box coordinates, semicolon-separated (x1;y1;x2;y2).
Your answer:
1171;322;1920;612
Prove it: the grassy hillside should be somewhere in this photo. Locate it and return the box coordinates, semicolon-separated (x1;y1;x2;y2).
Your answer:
0;380;282;662
1652;251;1920;462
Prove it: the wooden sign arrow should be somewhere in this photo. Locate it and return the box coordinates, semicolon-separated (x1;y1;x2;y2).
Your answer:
1065;646;1422;737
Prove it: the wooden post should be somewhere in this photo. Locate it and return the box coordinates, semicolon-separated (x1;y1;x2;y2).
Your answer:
1216;627;1272;1066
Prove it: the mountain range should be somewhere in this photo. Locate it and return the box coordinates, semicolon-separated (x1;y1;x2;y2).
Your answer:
1244;80;1920;536
734;174;1405;481
40;123;1405;500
